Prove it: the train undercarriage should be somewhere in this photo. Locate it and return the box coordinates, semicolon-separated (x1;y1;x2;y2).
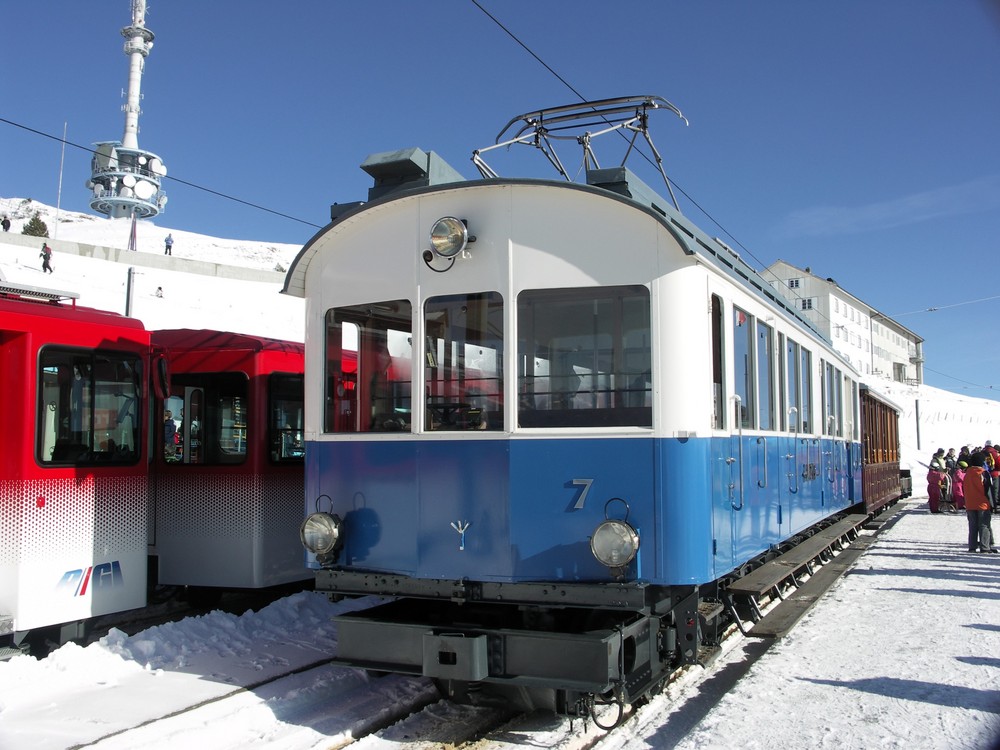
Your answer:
317;508;886;725
319;570;723;726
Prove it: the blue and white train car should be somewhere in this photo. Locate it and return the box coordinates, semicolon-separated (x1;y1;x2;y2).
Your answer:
285;97;868;716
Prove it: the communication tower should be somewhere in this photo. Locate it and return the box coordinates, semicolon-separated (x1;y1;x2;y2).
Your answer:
87;0;168;219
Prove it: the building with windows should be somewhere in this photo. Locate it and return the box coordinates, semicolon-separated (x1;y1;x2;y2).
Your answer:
765;260;924;384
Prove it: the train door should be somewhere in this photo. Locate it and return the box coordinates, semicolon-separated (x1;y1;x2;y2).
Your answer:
165;386;204;464
729;306;755;562
777;335;799;542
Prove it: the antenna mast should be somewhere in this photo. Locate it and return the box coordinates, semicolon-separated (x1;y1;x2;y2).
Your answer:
87;0;168;219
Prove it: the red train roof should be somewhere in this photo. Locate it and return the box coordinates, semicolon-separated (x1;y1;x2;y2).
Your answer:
151;329;303;354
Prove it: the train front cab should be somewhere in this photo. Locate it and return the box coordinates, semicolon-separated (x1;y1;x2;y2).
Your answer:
290;164;869;714
0;288;151;648
149;330;307;591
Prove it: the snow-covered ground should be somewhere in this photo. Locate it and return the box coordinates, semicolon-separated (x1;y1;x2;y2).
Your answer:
0;499;997;750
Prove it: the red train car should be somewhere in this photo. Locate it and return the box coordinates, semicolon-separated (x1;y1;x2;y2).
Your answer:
149;330;307;590
859;385;905;514
0;282;154;648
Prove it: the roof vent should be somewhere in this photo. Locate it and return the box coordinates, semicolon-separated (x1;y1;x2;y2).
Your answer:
360;148;465;201
587;166;668;217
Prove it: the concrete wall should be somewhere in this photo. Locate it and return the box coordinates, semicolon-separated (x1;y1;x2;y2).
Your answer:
1;231;284;284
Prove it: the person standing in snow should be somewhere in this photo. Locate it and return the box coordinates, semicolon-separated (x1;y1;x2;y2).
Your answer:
39;242;54;274
927;448;946;514
952;460;967;511
963;452;996;553
1;216;10;232
164;233;174;255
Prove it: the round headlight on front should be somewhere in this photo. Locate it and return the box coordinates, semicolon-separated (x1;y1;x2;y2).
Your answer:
429;217;468;258
300;512;342;555
590;519;639;568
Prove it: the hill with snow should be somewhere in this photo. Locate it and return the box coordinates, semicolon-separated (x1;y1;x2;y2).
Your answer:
0;197;306;341
3;196;1000;475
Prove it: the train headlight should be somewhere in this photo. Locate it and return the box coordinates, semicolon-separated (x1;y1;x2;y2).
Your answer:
590;519;639;568
300;512;343;556
429;217;468;258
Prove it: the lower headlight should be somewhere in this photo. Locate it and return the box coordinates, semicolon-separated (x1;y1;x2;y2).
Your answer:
300;512;342;555
590;519;639;568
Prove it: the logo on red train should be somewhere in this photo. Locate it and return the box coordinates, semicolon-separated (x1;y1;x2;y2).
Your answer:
56;561;124;596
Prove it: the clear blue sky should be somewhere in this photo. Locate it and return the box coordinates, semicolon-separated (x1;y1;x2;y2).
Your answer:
3;1;999;395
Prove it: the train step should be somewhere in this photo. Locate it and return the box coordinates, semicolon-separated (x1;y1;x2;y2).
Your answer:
746;535;877;638
0;644;27;661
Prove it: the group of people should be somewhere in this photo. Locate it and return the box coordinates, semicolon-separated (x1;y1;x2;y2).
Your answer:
927;444;997;553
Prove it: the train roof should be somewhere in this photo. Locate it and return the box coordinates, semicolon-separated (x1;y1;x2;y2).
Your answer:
860;383;905;414
151;328;303;354
283;163;832;354
0;281;147;332
284;96;851;371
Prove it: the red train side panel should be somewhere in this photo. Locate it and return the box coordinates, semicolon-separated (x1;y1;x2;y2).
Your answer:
149;330;306;589
0;287;151;636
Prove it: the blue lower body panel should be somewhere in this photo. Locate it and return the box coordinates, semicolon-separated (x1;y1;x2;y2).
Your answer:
305;434;858;587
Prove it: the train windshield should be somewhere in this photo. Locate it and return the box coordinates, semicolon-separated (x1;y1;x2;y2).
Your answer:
517;285;652;428
424;292;504;431
37;348;143;465
324;301;413;433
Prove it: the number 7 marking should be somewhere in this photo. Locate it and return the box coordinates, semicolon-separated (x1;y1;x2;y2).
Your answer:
572;478;594;509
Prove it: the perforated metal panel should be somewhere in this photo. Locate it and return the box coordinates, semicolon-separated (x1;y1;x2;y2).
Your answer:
154;472;307;588
1;477;147;563
0;475;148;631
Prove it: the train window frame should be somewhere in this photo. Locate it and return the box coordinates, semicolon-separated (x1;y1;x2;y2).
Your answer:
757;319;776;431
269;373;304;463
324;301;413;434
162;372;249;465
800;346;813;434
424;291;504;432
784;337;802;434
733;306;757;430
820;360;844;438
37;347;144;466
517;285;651;429
711;294;726;430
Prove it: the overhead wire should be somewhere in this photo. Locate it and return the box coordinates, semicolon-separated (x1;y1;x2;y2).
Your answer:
468;1;994;393
3;7;988;392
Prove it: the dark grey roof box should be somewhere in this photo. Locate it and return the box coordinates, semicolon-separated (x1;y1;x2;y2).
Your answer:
361;148;466;201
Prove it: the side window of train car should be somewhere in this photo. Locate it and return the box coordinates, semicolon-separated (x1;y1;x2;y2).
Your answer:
800;346;813;433
269;374;304;462
784;337;802;434
733;306;756;429
820;360;844;437
517;285;651;428
757;319;775;431
424;292;503;431
850;378;860;441
38;348;142;465
164;373;247;465
711;294;725;429
324;301;413;433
